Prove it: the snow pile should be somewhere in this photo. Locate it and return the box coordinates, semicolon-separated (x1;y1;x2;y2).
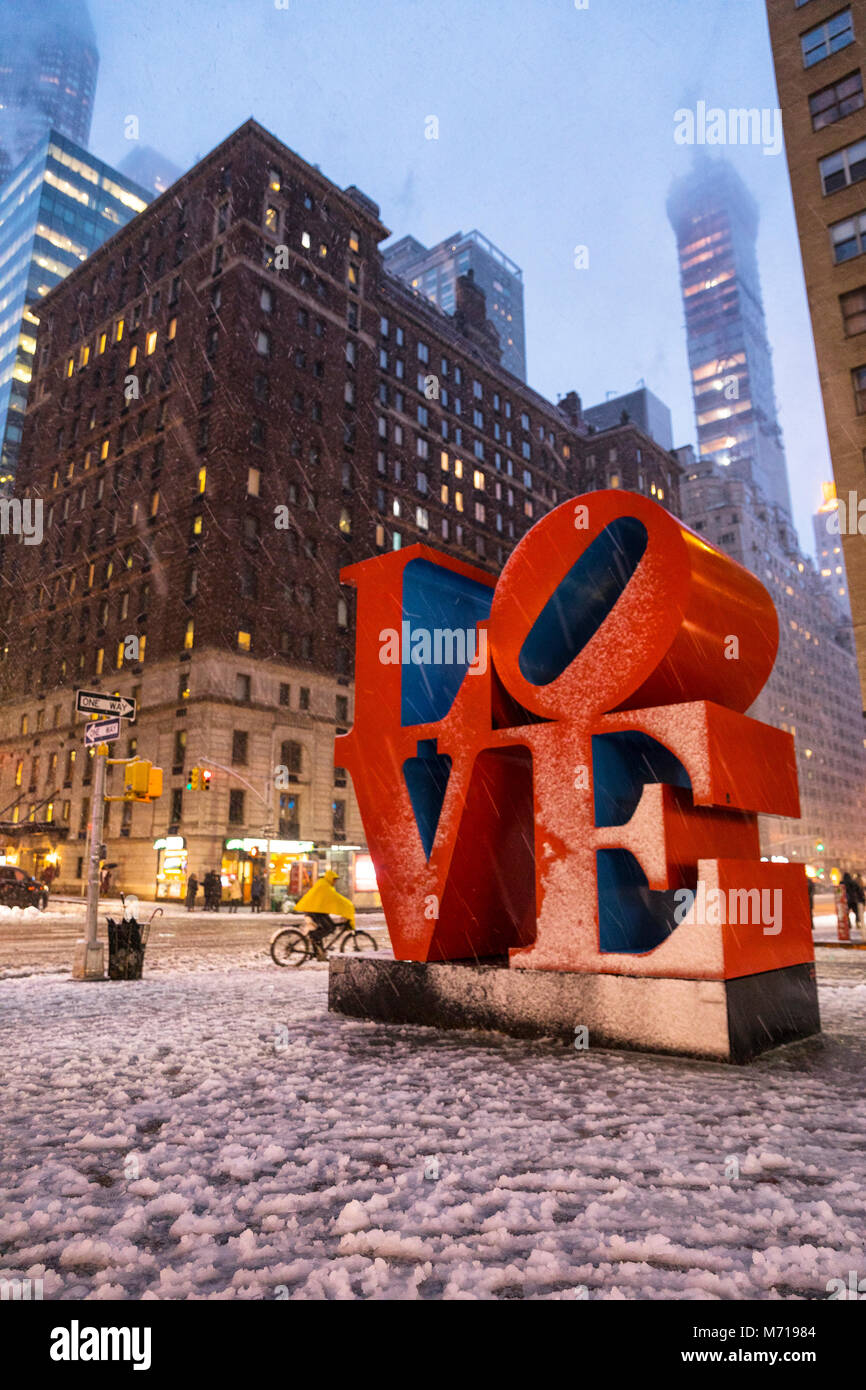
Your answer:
0;957;864;1300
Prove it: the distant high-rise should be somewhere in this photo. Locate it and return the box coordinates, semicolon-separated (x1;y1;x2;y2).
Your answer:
384;229;527;381
117;146;184;197
0;0;99;184
0;130;149;486
582;385;674;450
667;157;792;518
813;481;851;612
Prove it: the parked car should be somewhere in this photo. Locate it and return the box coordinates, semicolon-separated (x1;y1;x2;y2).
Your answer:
0;866;48;910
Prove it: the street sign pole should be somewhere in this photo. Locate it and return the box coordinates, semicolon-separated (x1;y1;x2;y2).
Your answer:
73;744;108;981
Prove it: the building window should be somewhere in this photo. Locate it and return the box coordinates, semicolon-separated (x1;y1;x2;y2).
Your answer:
232;729;249;764
830;210;866;261
299;686;310;711
802;9;854;68
820;136;866;194
841;286;866;335
235;673;251;703
810;70;864;130
256;330;271;356
228;789;245;824
281;740;302;777
853;364;866;412
279;682;290;706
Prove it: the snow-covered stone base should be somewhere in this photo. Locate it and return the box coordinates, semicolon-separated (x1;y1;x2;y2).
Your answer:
329;955;821;1062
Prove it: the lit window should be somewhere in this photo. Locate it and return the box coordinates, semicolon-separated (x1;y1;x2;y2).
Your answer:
247;467;260;496
301;231;311;249
237;629;252;651
146;330;158;355
128;345;138;367
441;484;449;504
115;318;124;342
116;641;124;669
339;508;352;535
100;439;109;461
349;229;360;253
455;491;464;512
473;469;485;490
167;317;177;341
454;459;463;479
192;514;203;535
198;467;206;493
184;619;194;650
95;648;104;675
66;357;74;378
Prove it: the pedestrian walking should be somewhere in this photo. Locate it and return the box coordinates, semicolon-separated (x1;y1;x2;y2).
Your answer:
185;873;199;911
850;867;861;934
841;871;859;932
202;869;218;911
250;872;264;913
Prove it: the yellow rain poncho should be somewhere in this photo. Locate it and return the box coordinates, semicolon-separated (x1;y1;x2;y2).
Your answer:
293;870;355;927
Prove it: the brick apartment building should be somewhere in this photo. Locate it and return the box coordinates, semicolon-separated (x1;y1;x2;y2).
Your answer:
766;0;866;701
0;119;681;901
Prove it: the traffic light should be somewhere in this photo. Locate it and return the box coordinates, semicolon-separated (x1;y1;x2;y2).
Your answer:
123;759;163;802
816;841;825;853
201;768;212;791
186;767;200;791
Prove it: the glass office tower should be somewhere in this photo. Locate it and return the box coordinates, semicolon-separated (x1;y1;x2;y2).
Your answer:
0;130;150;486
0;0;99;184
667;156;792;518
384;229;527;381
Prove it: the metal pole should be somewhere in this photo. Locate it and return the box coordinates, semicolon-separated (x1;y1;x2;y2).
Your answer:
263;774;271;911
75;742;107;980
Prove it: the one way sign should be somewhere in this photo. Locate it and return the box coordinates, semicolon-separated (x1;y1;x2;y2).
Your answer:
76;689;137;721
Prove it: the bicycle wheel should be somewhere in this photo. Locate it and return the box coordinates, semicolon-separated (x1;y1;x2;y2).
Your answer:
270;929;310;967
340;930;378;953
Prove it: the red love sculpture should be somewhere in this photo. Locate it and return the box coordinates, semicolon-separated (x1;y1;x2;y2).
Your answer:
337;491;813;984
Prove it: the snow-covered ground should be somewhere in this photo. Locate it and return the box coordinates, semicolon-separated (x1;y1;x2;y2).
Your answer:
1;935;865;1301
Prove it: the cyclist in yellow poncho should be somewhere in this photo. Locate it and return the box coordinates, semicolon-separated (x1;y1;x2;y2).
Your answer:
293;870;355;959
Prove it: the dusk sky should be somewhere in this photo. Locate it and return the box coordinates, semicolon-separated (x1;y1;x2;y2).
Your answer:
88;0;828;551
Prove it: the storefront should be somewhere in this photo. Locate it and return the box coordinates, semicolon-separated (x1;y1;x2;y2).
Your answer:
0;822;68;885
154;835;189;900
222;838;317;908
327;845;381;910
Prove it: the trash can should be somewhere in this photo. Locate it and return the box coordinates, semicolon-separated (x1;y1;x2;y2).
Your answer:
105;900;162;980
106;916;146;980
270;883;289;913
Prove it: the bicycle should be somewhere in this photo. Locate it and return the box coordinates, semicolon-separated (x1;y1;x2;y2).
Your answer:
269;916;378;966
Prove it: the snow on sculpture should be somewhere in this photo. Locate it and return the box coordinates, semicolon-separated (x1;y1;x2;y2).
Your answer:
337;490;815;998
